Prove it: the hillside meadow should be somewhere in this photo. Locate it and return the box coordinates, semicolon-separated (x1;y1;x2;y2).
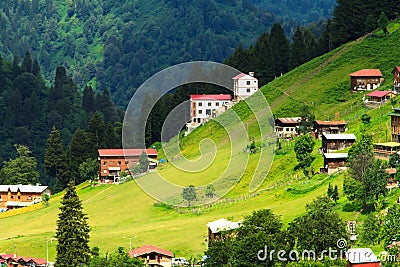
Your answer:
2;22;400;260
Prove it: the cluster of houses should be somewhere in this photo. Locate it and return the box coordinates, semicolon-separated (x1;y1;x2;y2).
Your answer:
0;254;47;267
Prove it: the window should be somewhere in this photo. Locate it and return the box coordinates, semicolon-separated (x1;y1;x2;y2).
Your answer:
118;161;121;165
28;196;32;200
206;109;211;115
216;102;220;106
247;81;251;85
208;102;212;106
199;110;203;114
103;161;107;165
198;102;202;106
18;196;21;200
125;161;129;165
11;195;14;199
246;89;250;93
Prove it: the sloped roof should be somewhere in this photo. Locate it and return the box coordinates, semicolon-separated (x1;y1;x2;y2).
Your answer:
373;142;400;147
349;69;382;77
346;248;379;263
314;120;347;126
322;133;356;140
129;244;174;258
232;73;257;80
276;117;301;124
324;153;348;159
98;148;157;157
366;90;393;97
207;218;240;234
392;66;400;73
190;94;231;101
0;185;48;193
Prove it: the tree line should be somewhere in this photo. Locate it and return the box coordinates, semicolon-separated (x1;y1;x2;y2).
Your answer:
0;54;122;192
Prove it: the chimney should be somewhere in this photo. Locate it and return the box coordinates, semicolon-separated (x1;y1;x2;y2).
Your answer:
249;72;254;77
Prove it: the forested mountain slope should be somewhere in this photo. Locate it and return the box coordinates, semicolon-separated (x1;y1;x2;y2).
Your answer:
0;0;335;106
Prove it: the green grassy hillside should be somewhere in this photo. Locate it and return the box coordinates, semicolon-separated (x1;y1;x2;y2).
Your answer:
2;22;400;260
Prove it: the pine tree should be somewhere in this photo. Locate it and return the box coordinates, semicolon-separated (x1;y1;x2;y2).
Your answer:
45;127;67;189
251;31;275;85
87;112;106;154
288;26;307;70
68;128;92;184
82;85;96;113
55;181;91;267
270;22;289;76
22;51;33;73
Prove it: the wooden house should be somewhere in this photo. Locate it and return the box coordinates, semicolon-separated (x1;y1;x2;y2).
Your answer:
389;107;400;142
275;117;301;138
373;142;400;160
392;66;400;94
323;153;348;174
0;185;51;211
385;168;398;190
313;120;347;139
232;72;259;100
365;90;395;106
321;133;356;153
0;254;47;267
129;244;174;267
346;248;380;267
98;148;158;183
349;69;383;91
207;218;240;243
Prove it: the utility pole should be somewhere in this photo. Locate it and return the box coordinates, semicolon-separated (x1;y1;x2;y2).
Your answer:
123;236;137;251
46;238;53;267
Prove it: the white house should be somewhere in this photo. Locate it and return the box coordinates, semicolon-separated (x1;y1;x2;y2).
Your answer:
186;94;232;134
232;72;259;100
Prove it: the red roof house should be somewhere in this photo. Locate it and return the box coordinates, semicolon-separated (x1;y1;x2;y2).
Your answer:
129;244;174;266
392;66;400;93
365;90;395;105
349;69;383;91
98;148;158;183
232;72;258;100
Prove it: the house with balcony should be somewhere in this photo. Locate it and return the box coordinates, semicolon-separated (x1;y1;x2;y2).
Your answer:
323;153;348;174
365;90;395;106
321;133;356;153
389;107;400;142
349;69;383;91
186;94;232;134
275;117;301;138
129;244;174;267
373;142;400;160
98;148;158;183
313;120;347;139
232;72;259;100
0;185;50;211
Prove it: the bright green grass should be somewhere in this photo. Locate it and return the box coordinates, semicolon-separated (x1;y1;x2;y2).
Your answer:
2;23;400;261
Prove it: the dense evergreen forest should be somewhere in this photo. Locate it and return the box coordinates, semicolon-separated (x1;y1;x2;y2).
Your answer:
0;54;122;191
0;0;336;107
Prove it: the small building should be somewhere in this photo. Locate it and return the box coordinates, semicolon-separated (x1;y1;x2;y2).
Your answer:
313;120;347;139
392;66;400;94
346;248;380;267
0;185;51;211
349;69;383;91
365;90;395;106
98;148;158;183
129;244;174;267
321;133;356;153
0;254;47;267
373;142;400;160
186;94;232;134
275;117;301;138
232;72;259;100
207;218;241;243
323;153;348;174
389;107;400;142
385;168;398;190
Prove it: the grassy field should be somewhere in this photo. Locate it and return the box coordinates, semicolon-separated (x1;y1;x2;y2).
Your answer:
2;22;400;261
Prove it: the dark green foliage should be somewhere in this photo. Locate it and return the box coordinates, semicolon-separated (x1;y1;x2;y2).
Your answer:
78;159;99;182
288;196;347;255
378;11;389;34
361;113;371;124
55;181;91;267
0;145;40;185
361;212;380;245
90;247;144;266
380;204;400;249
182;185;197;207
289;26;308;70
68;128;92;184
131;152;150;175
294;134;315;167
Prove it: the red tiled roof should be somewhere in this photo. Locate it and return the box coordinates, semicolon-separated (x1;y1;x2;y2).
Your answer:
0;254;15;260
98;148;157;157
190;94;231;101
33;258;47;265
386;168;397;175
129;244;174;258
392;66;400;73
366;90;392;98
232;73;246;79
276;117;301;124
314;120;347;126
348;69;382;77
